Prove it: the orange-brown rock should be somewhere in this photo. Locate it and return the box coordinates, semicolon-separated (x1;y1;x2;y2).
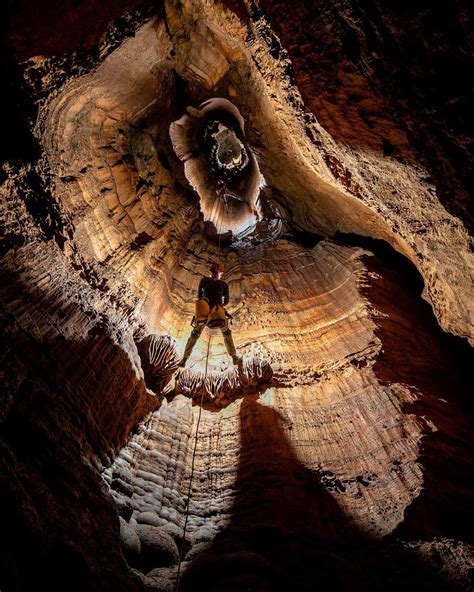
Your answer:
138;334;181;394
1;1;473;591
169;97;263;235
174;357;273;407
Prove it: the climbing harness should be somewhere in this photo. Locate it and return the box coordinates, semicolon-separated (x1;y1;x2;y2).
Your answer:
194;298;210;324
207;304;226;328
175;330;212;591
192;301;226;329
174;191;230;589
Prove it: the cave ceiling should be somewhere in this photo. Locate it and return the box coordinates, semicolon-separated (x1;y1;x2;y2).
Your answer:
1;1;473;591
9;0;471;341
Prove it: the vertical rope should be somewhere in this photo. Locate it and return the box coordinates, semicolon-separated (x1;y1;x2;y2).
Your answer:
217;229;222;263
174;330;213;591
174;187;229;589
216;185;230;263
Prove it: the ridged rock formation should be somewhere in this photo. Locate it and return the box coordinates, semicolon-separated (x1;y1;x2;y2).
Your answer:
104;238;473;590
169;97;263;235
174;356;273;406
138;334;181;393
1;1;473;592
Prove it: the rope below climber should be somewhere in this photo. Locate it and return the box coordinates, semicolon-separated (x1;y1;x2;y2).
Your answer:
179;262;242;367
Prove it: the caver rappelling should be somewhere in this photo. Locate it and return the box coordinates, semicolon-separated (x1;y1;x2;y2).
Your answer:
179;261;242;367
174;258;242;590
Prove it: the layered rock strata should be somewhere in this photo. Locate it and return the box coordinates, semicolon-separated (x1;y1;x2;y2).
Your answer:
170;97;263;235
106;239;474;590
1;1;473;591
174;357;273;407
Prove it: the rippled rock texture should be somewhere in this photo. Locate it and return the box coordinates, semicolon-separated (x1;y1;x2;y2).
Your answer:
1;1;473;591
170;97;263;235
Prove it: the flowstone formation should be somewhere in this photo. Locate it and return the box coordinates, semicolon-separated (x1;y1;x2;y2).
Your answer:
1;1;473;592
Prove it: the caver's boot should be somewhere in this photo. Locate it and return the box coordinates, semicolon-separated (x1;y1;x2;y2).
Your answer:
179;329;201;367
223;329;242;365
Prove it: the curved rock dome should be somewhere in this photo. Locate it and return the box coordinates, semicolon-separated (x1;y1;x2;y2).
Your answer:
1;1;473;592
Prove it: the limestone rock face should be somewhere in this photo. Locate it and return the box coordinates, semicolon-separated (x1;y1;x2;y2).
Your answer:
170;97;263;235
1;1;473;592
255;0;474;342
174;357;273;407
137;334;181;393
120;516;142;558
135;524;180;570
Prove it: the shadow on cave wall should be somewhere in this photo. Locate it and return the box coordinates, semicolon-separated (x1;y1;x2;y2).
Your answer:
0;301;149;592
179;396;460;592
352;237;474;544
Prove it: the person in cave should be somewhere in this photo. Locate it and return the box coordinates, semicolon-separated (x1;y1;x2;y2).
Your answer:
216;178;227;201
179;262;242;367
216;177;244;207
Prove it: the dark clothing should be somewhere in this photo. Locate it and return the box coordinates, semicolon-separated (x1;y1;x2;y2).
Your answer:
198;277;229;308
181;275;239;366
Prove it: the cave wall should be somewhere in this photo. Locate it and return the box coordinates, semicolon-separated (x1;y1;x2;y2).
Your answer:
105;237;473;590
260;0;474;235
1;0;473;591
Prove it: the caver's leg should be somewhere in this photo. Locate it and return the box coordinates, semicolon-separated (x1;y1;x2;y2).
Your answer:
179;323;205;367
221;318;242;365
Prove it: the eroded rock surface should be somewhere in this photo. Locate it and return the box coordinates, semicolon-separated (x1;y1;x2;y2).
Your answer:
170;97;263;235
1;1;473;591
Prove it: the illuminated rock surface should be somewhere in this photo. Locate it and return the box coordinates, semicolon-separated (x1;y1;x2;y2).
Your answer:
169;97;263;235
1;1;473;591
